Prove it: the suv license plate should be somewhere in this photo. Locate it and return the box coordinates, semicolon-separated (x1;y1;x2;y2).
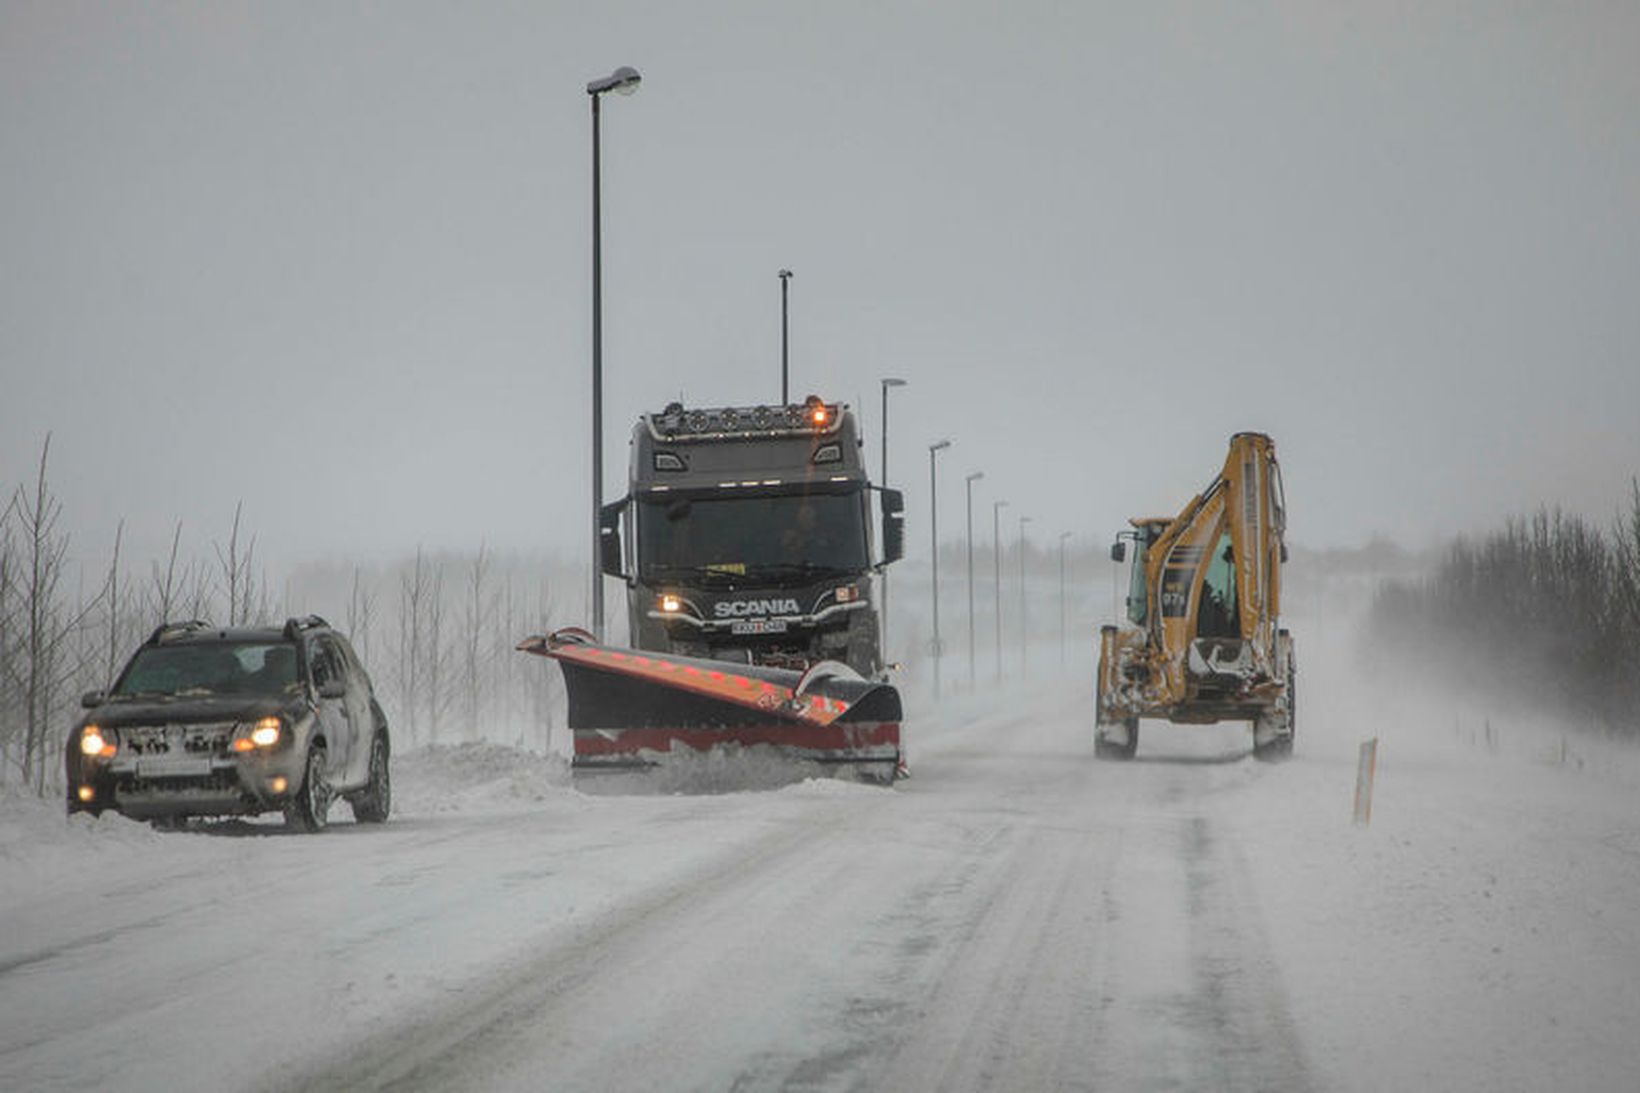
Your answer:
136;757;214;779
731;619;789;635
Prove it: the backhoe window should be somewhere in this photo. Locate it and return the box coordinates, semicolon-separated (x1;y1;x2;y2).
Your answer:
1126;547;1148;626
1197;532;1238;638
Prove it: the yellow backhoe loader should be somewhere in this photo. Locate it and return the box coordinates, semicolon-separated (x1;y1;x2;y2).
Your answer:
1096;432;1295;760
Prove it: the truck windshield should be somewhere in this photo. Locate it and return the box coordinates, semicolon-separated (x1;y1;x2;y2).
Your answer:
638;491;869;581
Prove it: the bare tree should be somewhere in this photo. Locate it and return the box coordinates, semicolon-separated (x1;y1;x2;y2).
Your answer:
11;436;99;793
214;502;258;626
462;544;496;741
102;520;125;687
425;560;449;744
397;547;429;746
149;521;184;624
347;566;377;667
0;496;20;781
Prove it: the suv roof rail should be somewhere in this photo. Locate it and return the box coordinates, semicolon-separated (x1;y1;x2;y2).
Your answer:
282;615;331;640
146;620;215;645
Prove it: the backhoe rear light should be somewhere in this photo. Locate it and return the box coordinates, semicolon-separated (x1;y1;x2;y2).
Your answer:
77;785;95;803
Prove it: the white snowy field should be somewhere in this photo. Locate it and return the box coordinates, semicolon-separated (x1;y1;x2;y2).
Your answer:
3;614;1639;1092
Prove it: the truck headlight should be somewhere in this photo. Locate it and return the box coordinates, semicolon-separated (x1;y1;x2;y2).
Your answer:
835;585;859;603
659;594;682;614
79;726;116;759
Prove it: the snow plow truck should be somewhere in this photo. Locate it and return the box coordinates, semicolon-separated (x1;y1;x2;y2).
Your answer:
520;395;906;786
1096;432;1296;761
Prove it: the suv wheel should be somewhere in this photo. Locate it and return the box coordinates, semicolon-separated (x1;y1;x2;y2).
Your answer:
284;743;332;833
349;732;391;824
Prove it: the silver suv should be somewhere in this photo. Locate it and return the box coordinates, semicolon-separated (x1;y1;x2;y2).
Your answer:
65;617;390;832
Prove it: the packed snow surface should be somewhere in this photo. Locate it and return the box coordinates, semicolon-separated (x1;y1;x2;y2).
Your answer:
3;615;1639;1091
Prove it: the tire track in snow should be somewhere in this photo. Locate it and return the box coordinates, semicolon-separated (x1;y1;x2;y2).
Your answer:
278;691;1317;1092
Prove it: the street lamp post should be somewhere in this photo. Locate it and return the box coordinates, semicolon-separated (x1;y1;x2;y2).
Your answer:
992;499;1008;683
965;471;984;689
1059;531;1073;668
1019;515;1033;679
586;64;641;642
879;377;907;659
928;440;952;701
778;269;792;403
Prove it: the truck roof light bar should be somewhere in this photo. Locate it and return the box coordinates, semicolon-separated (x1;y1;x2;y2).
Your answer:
644;397;844;442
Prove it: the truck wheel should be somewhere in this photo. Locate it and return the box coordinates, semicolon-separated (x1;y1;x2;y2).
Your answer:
1095;718;1139;760
284;744;332;833
349;733;391;824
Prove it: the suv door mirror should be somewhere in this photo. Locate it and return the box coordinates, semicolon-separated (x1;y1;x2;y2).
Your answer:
1110;541;1126;564
318;678;347;701
880;488;905;565
81;689;106;709
599;499;628;579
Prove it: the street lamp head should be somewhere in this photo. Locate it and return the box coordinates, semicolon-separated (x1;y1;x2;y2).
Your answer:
966;470;984;483
881;377;907;389
778;269;793;281
994;499;1009;512
929;438;952;453
587;65;642;96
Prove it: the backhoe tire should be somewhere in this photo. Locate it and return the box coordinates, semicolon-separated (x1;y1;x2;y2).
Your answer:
349;732;391;824
284;744;332;833
1095;718;1139;760
1252;730;1293;762
1253;664;1296;762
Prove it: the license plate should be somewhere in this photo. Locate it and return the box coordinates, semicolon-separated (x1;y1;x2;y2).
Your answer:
136;757;213;779
731;619;789;635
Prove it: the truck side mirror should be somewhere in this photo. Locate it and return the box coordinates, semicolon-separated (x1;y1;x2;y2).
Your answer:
880;488;905;565
1109;541;1126;564
599;499;627;579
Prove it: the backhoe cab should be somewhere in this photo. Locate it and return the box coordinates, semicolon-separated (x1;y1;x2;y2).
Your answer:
1096;432;1295;760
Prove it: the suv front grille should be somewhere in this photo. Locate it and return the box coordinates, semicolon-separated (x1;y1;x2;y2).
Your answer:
121;724;236;757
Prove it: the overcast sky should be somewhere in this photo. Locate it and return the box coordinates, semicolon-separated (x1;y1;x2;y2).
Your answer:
4;1;1637;577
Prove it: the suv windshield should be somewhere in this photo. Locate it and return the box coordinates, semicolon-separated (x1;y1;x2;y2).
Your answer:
113;642;301;698
638;491;869;581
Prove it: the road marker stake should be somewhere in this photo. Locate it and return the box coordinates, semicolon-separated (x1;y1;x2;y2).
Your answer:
1353;738;1378;826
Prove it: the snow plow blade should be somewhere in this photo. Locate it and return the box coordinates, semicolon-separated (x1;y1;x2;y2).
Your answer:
516;628;902;788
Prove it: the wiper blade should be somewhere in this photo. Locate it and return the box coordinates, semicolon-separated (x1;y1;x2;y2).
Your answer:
752;562;852;579
648;564;743;585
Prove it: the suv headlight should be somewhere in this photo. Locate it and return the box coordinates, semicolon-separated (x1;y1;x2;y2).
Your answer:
232;717;283;752
79;725;116;759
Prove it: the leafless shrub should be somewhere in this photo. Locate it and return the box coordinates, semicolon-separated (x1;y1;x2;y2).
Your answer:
1370;496;1640;738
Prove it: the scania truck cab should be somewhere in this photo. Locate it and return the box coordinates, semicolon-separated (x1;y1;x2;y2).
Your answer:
600;396;904;679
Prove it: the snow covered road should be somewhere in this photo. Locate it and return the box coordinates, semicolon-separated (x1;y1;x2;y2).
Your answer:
5;625;1640;1091
295;702;1312;1093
